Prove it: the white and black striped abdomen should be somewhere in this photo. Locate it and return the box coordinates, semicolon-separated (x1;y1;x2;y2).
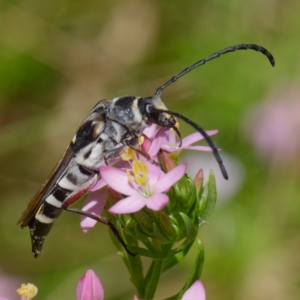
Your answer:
29;161;96;256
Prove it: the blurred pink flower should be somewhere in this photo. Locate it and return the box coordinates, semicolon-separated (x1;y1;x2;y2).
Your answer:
245;87;300;165
181;280;206;300
77;270;104;300
0;282;38;300
0;270;23;300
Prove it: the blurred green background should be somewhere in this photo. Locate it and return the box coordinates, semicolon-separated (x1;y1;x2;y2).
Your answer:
1;0;300;299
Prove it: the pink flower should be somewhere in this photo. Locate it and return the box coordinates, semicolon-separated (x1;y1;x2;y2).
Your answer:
244;87;300;166
80;190;108;232
143;127;218;158
100;160;186;214
0;270;23;300
77;270;104;300
0;282;38;300
181;280;206;300
80;125;211;230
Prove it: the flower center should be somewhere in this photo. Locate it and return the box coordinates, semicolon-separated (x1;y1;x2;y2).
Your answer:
126;160;154;197
132;160;148;186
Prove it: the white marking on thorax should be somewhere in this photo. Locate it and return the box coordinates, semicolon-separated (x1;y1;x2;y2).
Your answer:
132;98;142;124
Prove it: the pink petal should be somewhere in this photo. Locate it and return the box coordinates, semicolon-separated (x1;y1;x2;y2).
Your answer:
162;145;214;153
141;135;152;153
181;130;218;148
0;271;22;300
160;146;178;153
147;136;164;157
168;128;177;148
146;193;169;211
81;191;107;233
108;195;146;214
89;178;107;192
143;123;157;138
100;166;137;196
154;163;187;193
77;270;104;300
148;128;168;157
182;145;213;152
146;161;164;186
181;280;206;300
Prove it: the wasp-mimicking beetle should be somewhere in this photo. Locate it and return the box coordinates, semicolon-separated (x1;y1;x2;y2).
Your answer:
18;44;275;257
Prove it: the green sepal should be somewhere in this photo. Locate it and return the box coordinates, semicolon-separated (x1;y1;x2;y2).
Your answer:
169;152;179;164
159;212;177;239
133;210;156;237
153;223;171;244
198;169;217;221
167;174;197;214
123;218;138;246
179;212;197;244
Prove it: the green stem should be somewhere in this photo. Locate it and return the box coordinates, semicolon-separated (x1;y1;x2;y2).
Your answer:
127;254;145;297
144;259;164;299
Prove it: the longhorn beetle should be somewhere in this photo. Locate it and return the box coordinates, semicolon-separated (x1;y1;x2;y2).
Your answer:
18;44;275;257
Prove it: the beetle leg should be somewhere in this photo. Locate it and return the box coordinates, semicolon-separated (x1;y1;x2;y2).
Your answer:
61;175;135;256
103;145;127;165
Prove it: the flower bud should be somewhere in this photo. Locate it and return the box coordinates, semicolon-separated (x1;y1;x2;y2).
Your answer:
77;270;104;300
194;169;204;192
160;151;177;172
167;174;197;214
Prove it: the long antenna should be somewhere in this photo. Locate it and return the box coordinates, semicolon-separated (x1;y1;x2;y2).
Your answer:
155;44;275;96
151;108;229;180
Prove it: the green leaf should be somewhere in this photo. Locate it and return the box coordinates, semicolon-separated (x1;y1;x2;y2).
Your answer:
165;240;204;300
198;169;217;221
162;241;194;272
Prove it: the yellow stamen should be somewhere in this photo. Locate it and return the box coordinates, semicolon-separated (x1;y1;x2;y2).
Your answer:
132;160;148;186
17;283;38;300
126;169;134;184
121;147;136;161
139;136;145;145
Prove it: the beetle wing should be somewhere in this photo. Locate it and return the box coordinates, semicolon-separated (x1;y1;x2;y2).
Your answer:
17;145;75;227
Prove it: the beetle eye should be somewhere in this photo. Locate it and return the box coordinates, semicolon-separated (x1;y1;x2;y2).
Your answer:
145;103;152;114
